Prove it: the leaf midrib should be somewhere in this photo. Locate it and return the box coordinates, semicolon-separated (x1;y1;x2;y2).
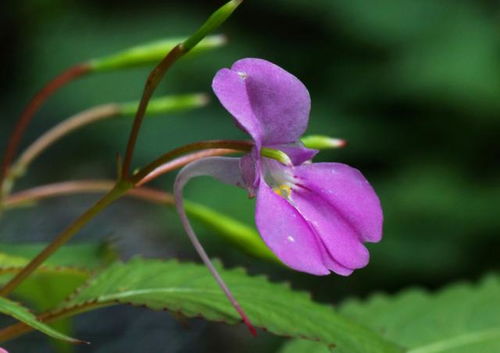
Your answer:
407;327;500;353
96;287;220;301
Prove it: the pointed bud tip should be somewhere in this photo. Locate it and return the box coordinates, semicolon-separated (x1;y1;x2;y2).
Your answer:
329;138;347;148
301;135;348;150
196;93;210;106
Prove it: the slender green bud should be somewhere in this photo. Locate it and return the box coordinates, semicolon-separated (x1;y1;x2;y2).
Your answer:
183;0;243;51
301;135;347;150
89;35;226;72
119;94;209;116
261;147;293;166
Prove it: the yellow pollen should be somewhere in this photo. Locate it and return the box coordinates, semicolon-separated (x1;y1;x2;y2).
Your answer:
273;184;292;199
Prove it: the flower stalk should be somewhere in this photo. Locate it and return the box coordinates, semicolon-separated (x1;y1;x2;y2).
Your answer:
0;64;91;201
0;0;250;336
121;0;244;178
0;180;131;297
0;140;250;297
2;104;121;197
2;94;208;198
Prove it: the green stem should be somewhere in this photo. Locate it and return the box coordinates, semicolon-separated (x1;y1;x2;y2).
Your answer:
0;141;247;297
0;181;131;297
0;0;244;300
121;45;184;178
0;304;105;343
121;0;244;178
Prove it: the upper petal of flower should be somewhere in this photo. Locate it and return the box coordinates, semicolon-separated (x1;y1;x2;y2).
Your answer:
293;163;383;243
255;180;330;275
212;58;310;146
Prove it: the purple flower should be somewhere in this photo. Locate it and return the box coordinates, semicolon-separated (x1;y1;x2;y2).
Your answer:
174;58;382;332
210;58;383;276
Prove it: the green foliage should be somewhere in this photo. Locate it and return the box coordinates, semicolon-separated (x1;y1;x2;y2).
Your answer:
55;258;400;353
280;276;500;353
0;268;88;312
279;339;330;353
0;242;116;270
0;269;86;353
0;243;115;349
0;297;79;344
2;0;500;351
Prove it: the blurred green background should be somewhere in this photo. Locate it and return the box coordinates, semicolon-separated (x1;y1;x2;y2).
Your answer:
1;0;499;352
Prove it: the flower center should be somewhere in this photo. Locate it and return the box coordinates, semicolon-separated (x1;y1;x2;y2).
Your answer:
273;184;292;199
262;159;297;200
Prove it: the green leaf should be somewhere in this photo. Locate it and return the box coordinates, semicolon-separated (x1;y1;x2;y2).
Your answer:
0;297;80;344
4;270;86;353
281;276;500;353
0;242;117;270
278;339;331;353
0;242;115;348
0;253;28;269
55;259;400;353
0;242;116;312
89;34;226;72
0;268;89;311
341;276;500;353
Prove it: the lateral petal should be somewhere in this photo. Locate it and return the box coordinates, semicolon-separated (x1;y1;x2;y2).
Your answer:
255;181;329;275
291;188;370;270
294;163;383;243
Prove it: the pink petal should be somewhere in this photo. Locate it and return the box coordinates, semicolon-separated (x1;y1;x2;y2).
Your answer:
255;181;329;275
294;163;383;243
317;245;355;276
291;188;370;270
212;58;310;146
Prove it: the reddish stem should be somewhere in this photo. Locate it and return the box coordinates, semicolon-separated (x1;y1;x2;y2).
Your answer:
136;148;237;186
0;63;91;196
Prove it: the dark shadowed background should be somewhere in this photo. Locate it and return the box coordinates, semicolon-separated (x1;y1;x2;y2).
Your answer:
1;0;499;352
